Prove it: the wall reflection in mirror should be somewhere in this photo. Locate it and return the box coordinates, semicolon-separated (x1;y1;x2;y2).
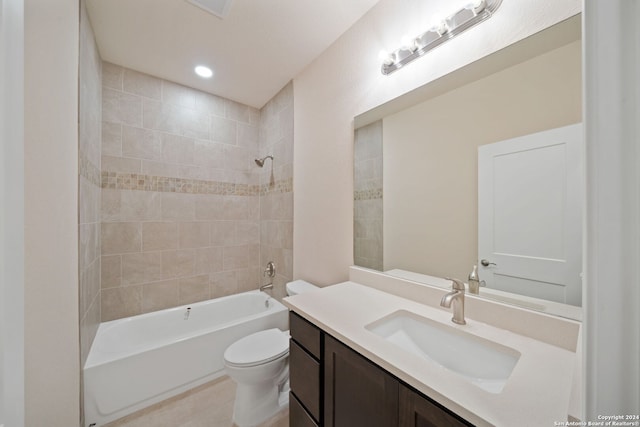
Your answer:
354;16;583;320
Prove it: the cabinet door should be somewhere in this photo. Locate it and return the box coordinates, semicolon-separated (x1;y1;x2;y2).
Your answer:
399;385;473;427
324;335;399;427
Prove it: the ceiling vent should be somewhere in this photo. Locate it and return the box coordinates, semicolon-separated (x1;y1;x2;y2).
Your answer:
186;0;234;19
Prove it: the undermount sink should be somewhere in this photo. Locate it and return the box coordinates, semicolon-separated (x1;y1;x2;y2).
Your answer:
365;310;520;393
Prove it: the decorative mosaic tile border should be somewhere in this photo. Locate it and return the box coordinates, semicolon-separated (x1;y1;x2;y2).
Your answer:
101;170;293;196
79;152;101;187
354;188;383;201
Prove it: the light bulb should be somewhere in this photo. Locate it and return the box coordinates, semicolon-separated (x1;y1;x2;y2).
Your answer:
465;0;486;12
430;21;448;36
400;35;417;52
378;50;395;66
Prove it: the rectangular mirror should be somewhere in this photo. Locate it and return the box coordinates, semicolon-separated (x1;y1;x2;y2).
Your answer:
354;15;582;320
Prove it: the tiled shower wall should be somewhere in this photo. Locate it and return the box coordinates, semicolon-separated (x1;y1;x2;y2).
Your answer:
354;120;383;270
79;0;102;365
99;63;293;321
258;83;294;300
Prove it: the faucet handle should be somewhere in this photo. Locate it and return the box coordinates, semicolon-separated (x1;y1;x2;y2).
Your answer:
445;277;466;291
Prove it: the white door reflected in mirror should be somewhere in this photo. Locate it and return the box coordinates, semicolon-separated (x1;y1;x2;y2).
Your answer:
478;124;582;306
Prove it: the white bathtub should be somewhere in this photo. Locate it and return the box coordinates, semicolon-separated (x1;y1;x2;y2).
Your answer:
83;291;288;426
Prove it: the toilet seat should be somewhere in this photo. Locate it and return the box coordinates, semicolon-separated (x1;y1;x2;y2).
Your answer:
224;328;289;368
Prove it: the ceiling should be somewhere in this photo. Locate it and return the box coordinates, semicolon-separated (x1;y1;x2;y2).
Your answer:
86;0;381;109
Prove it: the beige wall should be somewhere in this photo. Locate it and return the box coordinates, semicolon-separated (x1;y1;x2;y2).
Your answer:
99;62;262;320
24;0;80;425
293;0;581;285
383;40;582;281
258;83;295;300
99;63;294;320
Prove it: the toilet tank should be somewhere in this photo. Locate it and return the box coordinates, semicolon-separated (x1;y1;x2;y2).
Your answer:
286;280;318;296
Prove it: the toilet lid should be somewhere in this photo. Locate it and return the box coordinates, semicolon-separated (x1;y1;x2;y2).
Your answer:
224;328;289;367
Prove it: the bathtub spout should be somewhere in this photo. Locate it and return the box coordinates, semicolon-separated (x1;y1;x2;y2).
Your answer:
259;283;273;292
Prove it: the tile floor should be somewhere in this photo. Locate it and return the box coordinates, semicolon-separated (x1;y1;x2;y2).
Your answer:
104;376;289;427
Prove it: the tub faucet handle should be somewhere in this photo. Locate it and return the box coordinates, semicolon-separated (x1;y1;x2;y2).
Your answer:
264;261;276;278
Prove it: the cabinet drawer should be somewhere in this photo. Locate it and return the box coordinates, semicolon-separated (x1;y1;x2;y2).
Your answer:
290;311;321;359
290;340;321;422
290;392;319;427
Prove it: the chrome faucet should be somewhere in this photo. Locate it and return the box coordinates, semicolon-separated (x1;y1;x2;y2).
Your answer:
440;278;466;325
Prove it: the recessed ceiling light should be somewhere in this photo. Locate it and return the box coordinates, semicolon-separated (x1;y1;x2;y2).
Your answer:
194;65;213;78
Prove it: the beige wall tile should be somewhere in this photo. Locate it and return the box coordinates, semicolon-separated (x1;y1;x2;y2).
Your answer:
210;116;237;145
141;159;178;177
101;222;142;255
101;255;122;288
195;91;225;116
103;88;142;127
236;221;260;245
102;62;123;90
194;247;223;275
79;176;100;224
237;123;259;150
120;190;162;221
123;69;161;100
210;271;238;298
142;280;179;313
193;140;225;169
162;80;197;109
161;133;194;165
222;196;248;220
223;245;249;270
248;243;260;267
101;189;121;222
122;125;162;160
161;193;195;221
144;99;209;140
102;285;142;321
237;267;260;293
179;275;210;305
176;164;209;180
80;223;99;268
225;99;253;124
80;296;100;365
102;155;141;174
211;221;236;246
121;252;163;286
97;65;295;320
223;145;249;171
248;196;260;221
179;222;210;248
162;249;195;278
195;195;224;220
142;222;178;251
102;121;122;157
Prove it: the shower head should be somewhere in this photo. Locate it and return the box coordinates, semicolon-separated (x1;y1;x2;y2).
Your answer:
255;155;274;167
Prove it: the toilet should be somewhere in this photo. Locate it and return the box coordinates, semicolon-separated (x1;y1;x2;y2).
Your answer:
223;280;318;427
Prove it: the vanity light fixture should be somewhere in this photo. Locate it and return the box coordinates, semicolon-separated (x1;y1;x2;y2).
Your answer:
380;0;502;75
194;65;213;78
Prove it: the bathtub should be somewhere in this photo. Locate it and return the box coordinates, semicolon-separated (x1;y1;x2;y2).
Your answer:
83;291;288;426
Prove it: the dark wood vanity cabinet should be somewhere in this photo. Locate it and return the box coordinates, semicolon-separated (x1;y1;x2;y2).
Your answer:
399;384;471;427
324;334;399;427
290;312;323;426
289;311;473;427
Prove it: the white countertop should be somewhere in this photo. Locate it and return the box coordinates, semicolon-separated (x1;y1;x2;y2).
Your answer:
283;281;577;427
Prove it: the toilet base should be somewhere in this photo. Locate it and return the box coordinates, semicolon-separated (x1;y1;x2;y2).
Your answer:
232;381;289;427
